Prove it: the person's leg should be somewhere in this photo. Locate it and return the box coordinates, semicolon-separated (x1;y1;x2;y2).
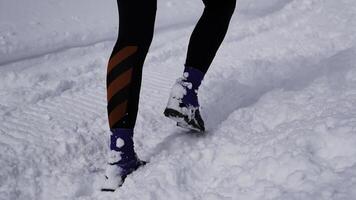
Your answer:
103;0;156;191
164;0;236;132
107;0;156;130
185;0;236;74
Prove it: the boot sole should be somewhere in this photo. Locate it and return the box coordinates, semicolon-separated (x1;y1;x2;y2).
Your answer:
164;108;204;132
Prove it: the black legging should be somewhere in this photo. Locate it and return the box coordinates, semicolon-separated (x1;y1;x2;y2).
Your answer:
107;0;236;129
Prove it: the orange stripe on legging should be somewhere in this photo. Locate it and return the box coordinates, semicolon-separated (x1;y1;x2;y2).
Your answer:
107;67;133;102
108;46;138;73
109;100;128;128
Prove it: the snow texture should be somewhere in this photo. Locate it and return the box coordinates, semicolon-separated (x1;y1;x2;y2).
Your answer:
1;0;356;199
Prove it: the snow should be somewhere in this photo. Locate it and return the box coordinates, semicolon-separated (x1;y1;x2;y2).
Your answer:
116;138;125;149
1;0;356;199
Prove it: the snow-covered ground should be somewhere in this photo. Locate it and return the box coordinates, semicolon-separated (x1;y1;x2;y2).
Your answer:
1;0;356;199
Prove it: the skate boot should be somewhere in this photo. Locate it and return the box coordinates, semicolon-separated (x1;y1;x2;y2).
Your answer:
164;66;205;132
101;128;147;192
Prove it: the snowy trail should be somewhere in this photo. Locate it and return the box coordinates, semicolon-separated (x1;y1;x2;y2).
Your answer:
1;0;356;199
0;24;189;199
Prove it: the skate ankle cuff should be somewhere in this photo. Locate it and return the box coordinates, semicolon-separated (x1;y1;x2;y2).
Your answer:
109;128;134;152
183;66;205;89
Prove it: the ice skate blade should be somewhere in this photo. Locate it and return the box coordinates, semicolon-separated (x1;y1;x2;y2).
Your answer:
164;108;205;132
101;188;115;192
176;122;201;132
